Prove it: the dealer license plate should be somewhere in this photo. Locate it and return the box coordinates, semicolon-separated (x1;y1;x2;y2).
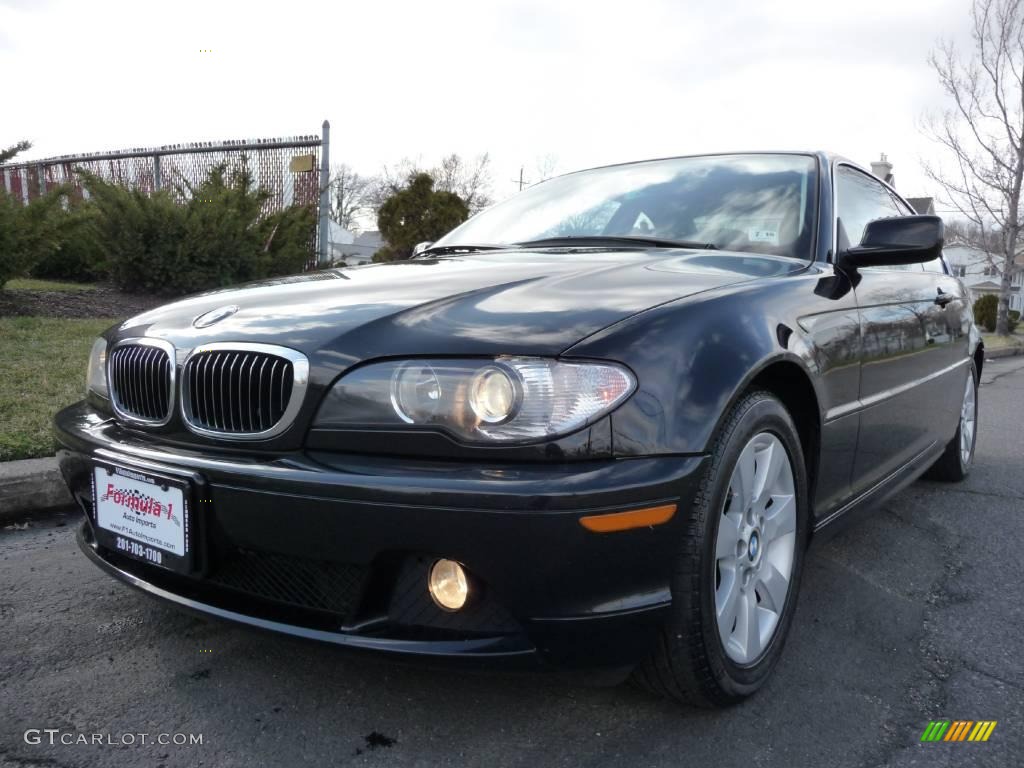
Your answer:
91;462;193;574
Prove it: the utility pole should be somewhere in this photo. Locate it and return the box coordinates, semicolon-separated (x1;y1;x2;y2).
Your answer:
511;166;526;192
318;119;331;267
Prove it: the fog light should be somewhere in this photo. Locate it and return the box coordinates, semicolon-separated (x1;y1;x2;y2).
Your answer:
428;559;468;611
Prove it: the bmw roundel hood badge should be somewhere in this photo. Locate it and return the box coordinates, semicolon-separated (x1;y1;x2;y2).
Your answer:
193;305;239;328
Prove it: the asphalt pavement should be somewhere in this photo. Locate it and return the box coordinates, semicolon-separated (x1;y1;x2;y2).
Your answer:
2;358;1023;768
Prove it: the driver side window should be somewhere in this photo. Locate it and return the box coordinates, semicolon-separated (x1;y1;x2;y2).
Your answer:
835;166;919;271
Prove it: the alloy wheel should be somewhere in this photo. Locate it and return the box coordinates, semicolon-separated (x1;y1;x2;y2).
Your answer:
714;432;797;665
960;372;977;466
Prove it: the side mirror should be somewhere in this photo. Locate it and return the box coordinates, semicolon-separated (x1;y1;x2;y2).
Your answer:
838;215;943;270
412;241;434;257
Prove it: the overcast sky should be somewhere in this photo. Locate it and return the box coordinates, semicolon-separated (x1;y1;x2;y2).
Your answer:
1;0;975;208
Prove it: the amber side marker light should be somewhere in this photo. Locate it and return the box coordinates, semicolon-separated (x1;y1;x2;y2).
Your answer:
579;503;677;533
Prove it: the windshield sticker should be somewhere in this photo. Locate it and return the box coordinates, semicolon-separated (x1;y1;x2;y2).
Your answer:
748;227;779;245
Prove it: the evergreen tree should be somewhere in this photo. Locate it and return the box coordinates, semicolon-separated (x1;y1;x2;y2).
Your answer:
374;173;469;261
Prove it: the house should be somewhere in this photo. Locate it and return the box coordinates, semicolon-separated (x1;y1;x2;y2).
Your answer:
905;197;935;215
944;243;1024;312
870;154;895;185
326;225;385;266
868;155;936;213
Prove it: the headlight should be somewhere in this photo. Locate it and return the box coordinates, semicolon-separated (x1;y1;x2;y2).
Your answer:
314;357;635;443
86;337;108;399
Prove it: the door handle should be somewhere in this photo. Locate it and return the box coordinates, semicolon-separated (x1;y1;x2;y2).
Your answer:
935;289;955;307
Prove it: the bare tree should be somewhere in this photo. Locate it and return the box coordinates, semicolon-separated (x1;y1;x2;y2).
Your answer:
328;164;371;231
433;152;493;213
945;218;1004;251
367;153;493;217
924;0;1024;334
533;153;561;183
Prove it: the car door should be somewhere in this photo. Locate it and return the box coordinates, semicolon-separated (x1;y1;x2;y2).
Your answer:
896;199;972;424
834;164;961;495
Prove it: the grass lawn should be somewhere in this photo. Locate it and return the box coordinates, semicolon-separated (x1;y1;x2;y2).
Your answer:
0;316;117;461
981;331;1024;350
5;278;98;292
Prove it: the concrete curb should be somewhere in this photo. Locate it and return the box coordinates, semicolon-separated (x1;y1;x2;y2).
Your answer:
0;456;73;525
986;345;1024;359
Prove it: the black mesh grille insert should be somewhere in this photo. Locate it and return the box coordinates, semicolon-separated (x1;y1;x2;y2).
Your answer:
109;344;172;422
183;351;294;434
389;558;520;635
208;547;367;617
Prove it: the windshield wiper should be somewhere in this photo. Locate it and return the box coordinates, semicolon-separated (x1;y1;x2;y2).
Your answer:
515;235;717;250
415;243;510;258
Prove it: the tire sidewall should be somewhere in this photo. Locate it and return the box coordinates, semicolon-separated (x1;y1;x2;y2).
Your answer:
698;394;809;697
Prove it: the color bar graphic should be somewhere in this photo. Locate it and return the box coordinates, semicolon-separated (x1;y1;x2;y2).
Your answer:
920;720;997;742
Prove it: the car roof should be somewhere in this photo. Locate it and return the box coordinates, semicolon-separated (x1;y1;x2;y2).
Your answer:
556;150;867;179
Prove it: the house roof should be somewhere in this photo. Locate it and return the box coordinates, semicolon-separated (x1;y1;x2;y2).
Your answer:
906;197;935;215
354;230;384;247
970;280;1020;292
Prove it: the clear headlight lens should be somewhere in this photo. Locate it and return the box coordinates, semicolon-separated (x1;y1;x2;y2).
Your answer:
314;357;635;443
468;365;518;424
86;337;108;399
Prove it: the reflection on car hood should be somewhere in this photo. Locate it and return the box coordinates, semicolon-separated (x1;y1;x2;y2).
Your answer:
115;249;804;370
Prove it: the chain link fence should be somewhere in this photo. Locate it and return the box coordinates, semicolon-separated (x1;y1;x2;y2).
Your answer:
1;130;328;268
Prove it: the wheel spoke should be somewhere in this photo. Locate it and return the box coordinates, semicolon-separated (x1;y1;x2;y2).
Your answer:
756;563;790;614
762;494;795;540
732;442;758;511
716;571;741;639
754;441;785;506
716;510;743;559
740;590;760;662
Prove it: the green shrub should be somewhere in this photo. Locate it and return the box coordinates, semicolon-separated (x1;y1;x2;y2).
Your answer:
80;165;314;296
29;200;107;282
972;294;1021;333
0;187;70;288
974;294;998;332
376;173;468;261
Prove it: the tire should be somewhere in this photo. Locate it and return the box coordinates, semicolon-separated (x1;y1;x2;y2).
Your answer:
633;389;809;707
924;361;978;482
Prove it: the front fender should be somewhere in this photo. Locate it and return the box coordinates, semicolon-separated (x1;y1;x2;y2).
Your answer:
564;273;841;457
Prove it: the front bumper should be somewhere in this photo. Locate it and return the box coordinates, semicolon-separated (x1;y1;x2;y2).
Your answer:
55;402;706;672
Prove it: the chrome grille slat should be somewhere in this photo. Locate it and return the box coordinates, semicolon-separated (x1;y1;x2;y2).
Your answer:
241;354;254;432
108;342;174;425
256;357;269;431
224;354;235;431
266;359;279;429
181;346;302;437
133;347;146;416
205;354;215;430
143;348;155;418
127;347;139;414
230;353;242;431
218;353;228;431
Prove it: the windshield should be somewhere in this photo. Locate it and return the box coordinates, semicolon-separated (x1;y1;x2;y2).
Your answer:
433;154;818;260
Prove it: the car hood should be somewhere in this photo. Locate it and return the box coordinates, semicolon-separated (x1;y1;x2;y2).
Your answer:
115;249;804;372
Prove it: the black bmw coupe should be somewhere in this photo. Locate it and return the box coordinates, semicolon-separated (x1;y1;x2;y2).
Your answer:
55;152;982;706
